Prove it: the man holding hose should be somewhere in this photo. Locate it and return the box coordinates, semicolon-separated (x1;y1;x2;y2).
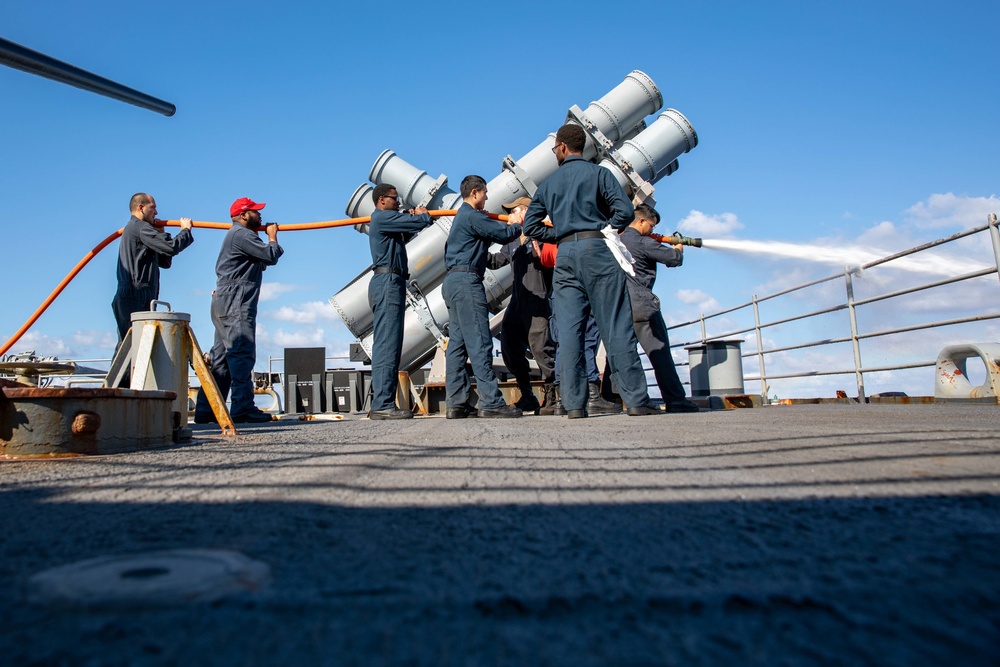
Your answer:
522;124;659;418
367;183;432;420
112;192;194;343
194;197;283;424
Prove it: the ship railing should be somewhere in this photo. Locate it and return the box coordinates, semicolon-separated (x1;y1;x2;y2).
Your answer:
667;215;1000;401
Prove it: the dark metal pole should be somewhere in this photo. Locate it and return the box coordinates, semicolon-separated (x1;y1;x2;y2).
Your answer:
0;37;175;117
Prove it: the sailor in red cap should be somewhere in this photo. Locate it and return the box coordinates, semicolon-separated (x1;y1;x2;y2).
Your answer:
194;197;283;424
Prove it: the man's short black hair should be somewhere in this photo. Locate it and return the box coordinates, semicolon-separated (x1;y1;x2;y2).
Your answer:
129;192;151;213
555;124;586;154
372;183;396;204
634;204;660;226
460;175;488;199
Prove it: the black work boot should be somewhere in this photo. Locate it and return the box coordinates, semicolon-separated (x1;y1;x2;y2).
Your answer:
369;407;414;420
538;383;559;416
446;403;479;419
587;381;622;415
514;382;541;414
479;404;523;418
550;385;568;416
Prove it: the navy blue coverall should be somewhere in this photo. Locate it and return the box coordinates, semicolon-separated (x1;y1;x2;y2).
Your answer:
194;224;283;420
496;238;556;389
442;203;522;409
367;208;433;411
522;155;652;412
619;227;687;402
112;215;194;342
551;311;602;384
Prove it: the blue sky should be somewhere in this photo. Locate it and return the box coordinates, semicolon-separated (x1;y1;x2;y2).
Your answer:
2;1;999;398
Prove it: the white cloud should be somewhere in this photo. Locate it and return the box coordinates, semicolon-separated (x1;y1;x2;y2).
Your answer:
267;301;341;324
903;193;1000;229
256;325;327;348
758;266;825;294
259;282;298;302
72;330;117;350
855;220;899;249
10;332;74;358
675;289;721;313
676;210;744;238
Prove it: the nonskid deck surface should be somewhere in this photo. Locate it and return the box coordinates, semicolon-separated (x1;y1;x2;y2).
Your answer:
2;404;998;665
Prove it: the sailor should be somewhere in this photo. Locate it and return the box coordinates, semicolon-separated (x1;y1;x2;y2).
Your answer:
194;197;283;424
366;183;433;420
495;197;557;415
112;192;194;343
522;123;659;418
537;242;621;415
619;204;700;412
442;175;524;418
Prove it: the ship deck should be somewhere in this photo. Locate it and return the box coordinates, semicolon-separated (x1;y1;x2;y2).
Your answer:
2;403;999;665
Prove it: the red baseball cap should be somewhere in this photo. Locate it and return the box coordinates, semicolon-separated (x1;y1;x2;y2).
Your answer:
230;197;266;218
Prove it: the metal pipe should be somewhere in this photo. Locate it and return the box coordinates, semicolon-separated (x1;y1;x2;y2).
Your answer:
742;361;936;383
988;213;1000;287
0;37;176;116
844;267;867;402
752;295;769;402
850;266;996;307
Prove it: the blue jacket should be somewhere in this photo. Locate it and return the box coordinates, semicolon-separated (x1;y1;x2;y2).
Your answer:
215;224;283;286
619;226;682;321
116;215;194;292
522;155;634;243
369;209;433;274
619;227;682;291
444;203;522;275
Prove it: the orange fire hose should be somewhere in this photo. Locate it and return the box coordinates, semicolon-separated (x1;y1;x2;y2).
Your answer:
650;233;682;245
0;210;514;357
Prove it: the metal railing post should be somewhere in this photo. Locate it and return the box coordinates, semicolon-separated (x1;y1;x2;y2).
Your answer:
988;214;1000;287
844;267;867;402
700;314;707;343
752;294;769;402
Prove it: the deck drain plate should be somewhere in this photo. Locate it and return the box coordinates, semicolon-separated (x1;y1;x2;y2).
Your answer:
28;549;271;608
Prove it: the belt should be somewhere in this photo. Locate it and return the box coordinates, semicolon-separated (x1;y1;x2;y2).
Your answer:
557;230;605;246
373;266;408;279
447;266;483;277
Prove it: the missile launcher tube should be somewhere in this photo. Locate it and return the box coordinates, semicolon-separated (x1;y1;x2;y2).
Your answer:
331;70;666;340
346;184;374;233
369;107;701;373
599;108;698;195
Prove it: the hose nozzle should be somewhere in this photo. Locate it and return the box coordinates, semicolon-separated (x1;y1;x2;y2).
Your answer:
651;232;703;247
